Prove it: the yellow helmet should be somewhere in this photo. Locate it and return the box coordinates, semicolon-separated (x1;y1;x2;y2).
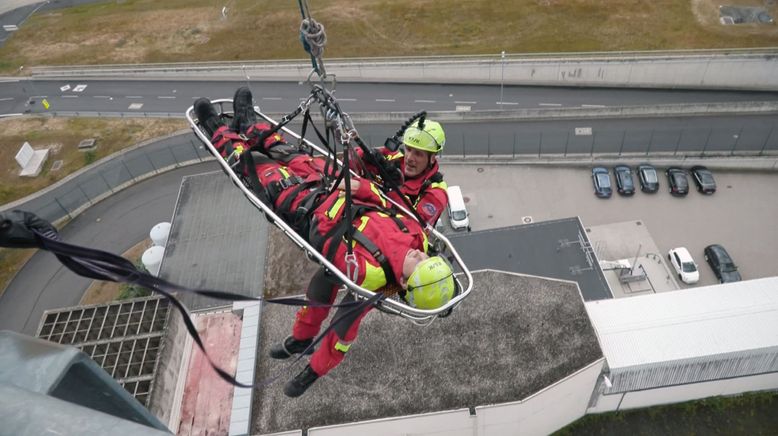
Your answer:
404;256;455;310
402;120;446;153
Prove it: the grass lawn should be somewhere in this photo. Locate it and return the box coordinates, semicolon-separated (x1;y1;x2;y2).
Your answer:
555;391;778;436
1;0;778;72
0;116;186;205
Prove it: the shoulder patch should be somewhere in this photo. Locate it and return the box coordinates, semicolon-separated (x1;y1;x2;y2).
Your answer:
422;203;437;216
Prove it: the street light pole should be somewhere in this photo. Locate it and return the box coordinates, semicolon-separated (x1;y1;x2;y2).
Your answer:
499;51;505;106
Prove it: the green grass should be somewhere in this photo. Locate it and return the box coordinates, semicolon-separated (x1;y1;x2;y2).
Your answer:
554;391;778;436
1;0;777;73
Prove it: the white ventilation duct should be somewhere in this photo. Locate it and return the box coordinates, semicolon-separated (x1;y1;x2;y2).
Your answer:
142;246;165;277
150;222;171;247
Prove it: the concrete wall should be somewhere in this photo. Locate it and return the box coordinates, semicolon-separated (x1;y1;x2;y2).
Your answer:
148;308;190;428
303;359;604;436
588;371;778;413
34;51;778;91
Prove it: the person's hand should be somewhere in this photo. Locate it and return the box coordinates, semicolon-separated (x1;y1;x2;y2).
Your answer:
368;150;403;187
336;178;362;192
0;210;57;249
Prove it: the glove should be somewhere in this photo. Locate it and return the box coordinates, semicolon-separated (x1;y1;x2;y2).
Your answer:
368;149;403;187
0;210;57;249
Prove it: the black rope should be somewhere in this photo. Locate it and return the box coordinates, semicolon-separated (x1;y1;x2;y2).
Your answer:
29;228;384;390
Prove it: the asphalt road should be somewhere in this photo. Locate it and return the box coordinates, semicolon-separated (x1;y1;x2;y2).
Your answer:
3;79;778;116
0;162;219;334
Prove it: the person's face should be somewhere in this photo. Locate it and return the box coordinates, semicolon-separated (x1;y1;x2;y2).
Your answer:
400;248;429;288
403;146;433;178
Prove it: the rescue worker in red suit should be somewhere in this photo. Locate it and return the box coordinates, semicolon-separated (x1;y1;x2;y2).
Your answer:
194;89;455;397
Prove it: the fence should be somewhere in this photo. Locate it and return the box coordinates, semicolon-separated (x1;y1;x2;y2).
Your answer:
9;121;778;225
12;137;213;225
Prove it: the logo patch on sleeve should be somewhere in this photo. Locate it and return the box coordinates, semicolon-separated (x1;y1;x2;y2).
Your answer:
422;203;437;216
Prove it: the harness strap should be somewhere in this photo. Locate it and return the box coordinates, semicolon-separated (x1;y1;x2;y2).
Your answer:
351;229;395;286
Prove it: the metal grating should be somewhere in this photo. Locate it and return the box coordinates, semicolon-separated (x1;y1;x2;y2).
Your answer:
36;296;169;407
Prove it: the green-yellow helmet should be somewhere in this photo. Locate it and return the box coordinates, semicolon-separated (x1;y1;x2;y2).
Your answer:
402;120;446;153
404;256;455;310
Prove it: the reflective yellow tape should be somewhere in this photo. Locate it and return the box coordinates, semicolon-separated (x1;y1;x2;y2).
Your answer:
386;152;404;161
350;216;370;248
369;183;387;207
334;341;351;353
278;167;290;178
326;196;346;219
430;181;448;191
361;262;386;291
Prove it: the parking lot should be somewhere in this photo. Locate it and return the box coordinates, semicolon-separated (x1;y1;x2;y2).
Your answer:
440;163;778;288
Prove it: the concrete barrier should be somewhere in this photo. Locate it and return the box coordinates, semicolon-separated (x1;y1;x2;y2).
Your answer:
30;49;778;91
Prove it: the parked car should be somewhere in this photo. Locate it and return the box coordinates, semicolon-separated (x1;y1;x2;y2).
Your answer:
666;167;689;196
690;165;717;194
613;165;635;196
668;247;699;284
446;185;470;231
637;164;659;193
591;167;612;198
704;244;741;283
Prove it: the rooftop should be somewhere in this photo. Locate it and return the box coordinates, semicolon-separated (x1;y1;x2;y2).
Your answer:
253;270;603;434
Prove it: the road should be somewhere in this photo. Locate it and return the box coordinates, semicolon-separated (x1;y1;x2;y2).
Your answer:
2;79;778;116
0;162;218;334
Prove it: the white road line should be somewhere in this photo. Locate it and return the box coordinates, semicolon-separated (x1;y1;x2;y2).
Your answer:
126;96;142;99
61;95;78;99
262;97;282;100
0;97;13;101
375;98;395;102
496;101;519;105
94;95;111;99
338;98;357;101
581;104;606;108
455;101;477;104
158;96;176;99
539;103;562;107
0;79;19;83
414;99;436;103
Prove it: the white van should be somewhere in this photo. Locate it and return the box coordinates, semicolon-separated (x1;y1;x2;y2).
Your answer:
446;185;470;231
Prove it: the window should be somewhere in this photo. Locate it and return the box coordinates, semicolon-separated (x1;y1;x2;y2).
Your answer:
682;262;697;273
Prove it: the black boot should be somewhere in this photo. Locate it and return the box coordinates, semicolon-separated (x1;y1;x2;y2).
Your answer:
194;98;225;137
269;335;314;359
230;87;258;133
284;364;319;398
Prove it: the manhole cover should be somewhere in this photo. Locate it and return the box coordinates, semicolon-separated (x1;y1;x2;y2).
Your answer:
522;216;533;224
463;196;470;203
476;167;484;173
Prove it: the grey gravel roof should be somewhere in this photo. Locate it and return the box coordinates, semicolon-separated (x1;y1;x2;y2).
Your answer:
160;171;269;311
253;270;603;434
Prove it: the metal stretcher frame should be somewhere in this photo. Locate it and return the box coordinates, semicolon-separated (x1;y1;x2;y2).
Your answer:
185;99;473;323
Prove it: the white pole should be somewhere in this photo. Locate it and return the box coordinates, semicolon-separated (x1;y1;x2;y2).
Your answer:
499;51;505;106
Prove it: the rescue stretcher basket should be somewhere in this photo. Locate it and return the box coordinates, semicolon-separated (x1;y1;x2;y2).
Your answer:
185;99;473;324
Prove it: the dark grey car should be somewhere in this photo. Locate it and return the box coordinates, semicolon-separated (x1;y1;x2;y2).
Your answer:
637;164;659;193
704;244;742;283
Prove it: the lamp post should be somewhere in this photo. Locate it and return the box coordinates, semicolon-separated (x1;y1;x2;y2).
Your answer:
499;51;505;106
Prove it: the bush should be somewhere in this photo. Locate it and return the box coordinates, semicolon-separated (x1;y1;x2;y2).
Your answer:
83;150;97;165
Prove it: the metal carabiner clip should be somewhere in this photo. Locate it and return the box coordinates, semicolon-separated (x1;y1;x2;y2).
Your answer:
344;253;358;283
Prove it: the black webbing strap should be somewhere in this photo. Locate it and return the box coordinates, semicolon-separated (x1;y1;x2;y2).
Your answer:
29;228;385;389
351;229;395;286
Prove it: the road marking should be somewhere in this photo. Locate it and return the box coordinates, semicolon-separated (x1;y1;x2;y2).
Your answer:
262;97;282;100
338;98;356;101
94;95;111;99
575;127;593;136
61;95;78;99
60;84;71;92
375;98;395;102
73;84;87;92
414;99;436;103
0;97;13;101
128;103;144;110
126;96;142;99
539;103;562;107
0;79;20;83
158;96;176;99
581;104;606;108
496;101;519;105
455;101;477;104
